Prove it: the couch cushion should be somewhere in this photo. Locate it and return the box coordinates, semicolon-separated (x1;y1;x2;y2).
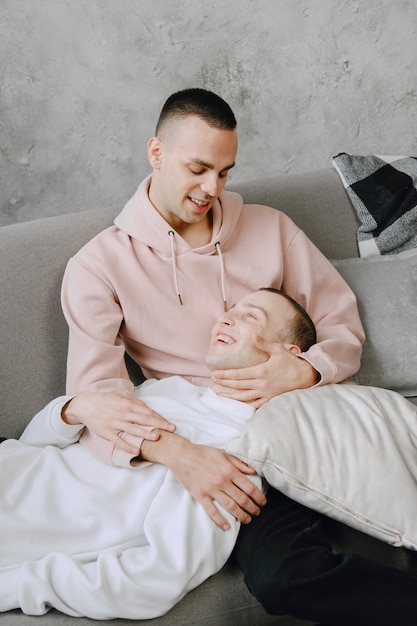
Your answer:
226;384;417;549
332;248;417;397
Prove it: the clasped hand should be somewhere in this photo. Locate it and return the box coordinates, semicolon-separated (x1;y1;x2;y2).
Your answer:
63;390;176;456
141;433;267;530
176;443;267;530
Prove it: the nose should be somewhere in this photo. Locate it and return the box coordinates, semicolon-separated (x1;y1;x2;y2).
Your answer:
200;172;223;198
218;311;234;326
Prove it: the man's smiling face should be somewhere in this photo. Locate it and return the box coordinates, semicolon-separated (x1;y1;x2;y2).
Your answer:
204;290;298;371
147;115;237;236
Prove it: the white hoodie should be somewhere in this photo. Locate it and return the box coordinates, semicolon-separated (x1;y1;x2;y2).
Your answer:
0;378;261;619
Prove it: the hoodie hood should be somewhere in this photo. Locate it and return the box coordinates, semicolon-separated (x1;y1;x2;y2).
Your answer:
114;175;244;309
114;175;243;257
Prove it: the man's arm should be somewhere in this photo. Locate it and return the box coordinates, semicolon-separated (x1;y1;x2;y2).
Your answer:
140;430;266;530
61;258;176;449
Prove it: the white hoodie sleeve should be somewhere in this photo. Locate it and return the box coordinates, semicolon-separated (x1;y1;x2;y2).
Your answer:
19;396;83;448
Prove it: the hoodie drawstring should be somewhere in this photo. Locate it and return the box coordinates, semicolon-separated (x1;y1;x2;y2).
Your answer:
167;232;227;310
215;241;228;312
168;231;183;305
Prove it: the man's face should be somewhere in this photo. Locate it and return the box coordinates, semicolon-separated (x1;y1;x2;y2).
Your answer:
205;290;298;371
147;115;237;234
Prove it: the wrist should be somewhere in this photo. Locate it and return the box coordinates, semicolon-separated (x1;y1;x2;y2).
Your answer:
140;429;190;468
61;397;81;425
299;356;321;387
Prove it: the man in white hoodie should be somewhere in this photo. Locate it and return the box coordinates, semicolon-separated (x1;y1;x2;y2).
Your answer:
0;288;315;620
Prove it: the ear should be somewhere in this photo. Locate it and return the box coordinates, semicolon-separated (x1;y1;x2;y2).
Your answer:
285;344;302;355
148;136;162;170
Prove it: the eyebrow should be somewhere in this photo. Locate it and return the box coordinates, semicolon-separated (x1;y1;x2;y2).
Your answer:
188;158;236;172
230;302;269;320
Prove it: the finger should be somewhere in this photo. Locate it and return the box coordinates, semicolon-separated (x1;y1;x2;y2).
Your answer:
120;418;175;437
211;379;257;392
215;487;260;522
232;477;266;509
120;426;161;442
106;418;158;445
211;384;262;402
109;425;164;456
201;498;232;531
124;408;176;432
226;454;257;474
107;431;142;455
215;466;266;514
251;396;269;409
211;367;258;382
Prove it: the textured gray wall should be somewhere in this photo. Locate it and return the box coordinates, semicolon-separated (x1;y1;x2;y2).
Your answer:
1;0;417;225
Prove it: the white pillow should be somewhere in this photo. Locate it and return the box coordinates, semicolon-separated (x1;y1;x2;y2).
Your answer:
226;384;417;549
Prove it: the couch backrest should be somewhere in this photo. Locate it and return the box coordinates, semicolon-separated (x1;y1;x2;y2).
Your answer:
0;168;358;437
228;168;359;259
0;208;117;436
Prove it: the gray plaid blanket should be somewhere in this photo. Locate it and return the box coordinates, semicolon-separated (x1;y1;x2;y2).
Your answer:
332;153;417;257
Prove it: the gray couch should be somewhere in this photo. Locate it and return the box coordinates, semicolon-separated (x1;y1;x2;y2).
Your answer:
1;168;416;625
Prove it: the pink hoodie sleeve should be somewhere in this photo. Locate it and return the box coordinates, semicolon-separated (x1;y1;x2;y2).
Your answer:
79;427;152;469
61;256;135;396
281;227;365;385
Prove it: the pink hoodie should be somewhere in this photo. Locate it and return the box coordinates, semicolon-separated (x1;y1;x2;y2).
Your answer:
61;175;364;396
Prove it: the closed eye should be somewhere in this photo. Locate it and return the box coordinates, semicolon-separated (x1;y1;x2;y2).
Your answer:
187;157;235;179
190;168;229;179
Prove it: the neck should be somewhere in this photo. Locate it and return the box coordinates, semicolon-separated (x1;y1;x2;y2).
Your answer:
175;212;213;247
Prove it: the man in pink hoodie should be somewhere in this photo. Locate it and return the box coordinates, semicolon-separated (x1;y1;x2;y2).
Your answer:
61;88;364;526
59;90;417;625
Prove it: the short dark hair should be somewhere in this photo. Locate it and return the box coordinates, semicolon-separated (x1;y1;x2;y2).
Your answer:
259;287;317;352
155;88;237;136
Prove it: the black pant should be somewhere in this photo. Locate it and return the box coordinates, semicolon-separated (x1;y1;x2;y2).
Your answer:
235;487;417;626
